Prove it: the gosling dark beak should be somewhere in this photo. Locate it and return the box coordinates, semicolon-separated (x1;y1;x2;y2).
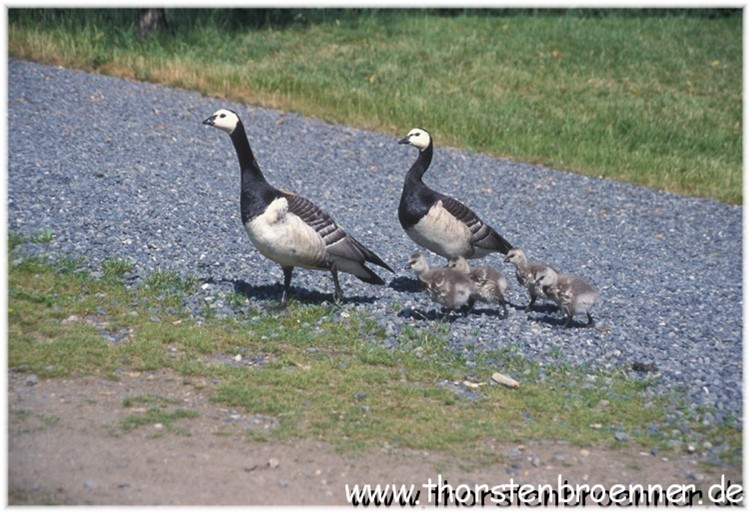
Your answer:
503;255;511;263
202;115;217;126
398;135;410;145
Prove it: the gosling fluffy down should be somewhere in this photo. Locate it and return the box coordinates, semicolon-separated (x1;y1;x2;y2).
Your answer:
448;256;508;318
406;251;475;313
504;247;557;312
534;266;600;328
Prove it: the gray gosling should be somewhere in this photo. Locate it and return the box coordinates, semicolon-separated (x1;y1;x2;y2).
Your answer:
503;247;557;312
406;251;475;315
448;256;508;318
534;267;600;328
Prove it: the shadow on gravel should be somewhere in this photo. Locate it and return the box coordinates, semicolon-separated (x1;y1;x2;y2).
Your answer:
397;306;507;323
231;279;378;306
388;275;424;293
534;313;595;329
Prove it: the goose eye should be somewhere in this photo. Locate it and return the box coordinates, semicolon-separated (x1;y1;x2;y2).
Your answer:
220;113;226;118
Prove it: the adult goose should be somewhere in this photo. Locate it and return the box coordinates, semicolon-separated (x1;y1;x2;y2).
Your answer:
398;128;512;261
203;108;393;307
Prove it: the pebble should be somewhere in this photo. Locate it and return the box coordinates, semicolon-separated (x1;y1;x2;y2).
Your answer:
25;374;38;386
614;432;630;442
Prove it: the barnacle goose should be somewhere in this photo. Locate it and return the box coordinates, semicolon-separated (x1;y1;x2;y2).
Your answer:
448;256;508;318
203;108;393;307
406;251;475;314
503;247;557;313
398;128;512;261
534;266;600;328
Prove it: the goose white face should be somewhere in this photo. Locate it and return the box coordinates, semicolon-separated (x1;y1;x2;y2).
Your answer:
203;108;240;134
400;128;431;151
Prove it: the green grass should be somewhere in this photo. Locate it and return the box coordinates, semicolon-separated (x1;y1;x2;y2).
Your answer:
8;9;741;204
7;237;742;464
120;406;199;435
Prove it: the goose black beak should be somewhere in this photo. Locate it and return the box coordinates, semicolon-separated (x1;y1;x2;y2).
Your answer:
202;115;217;126
503;255;510;263
398;135;410;145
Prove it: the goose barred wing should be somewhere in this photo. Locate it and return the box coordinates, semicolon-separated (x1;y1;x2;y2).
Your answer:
439;196;512;255
283;193;392;272
284;193;350;248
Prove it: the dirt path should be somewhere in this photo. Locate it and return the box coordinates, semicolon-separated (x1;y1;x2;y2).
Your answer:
8;370;741;506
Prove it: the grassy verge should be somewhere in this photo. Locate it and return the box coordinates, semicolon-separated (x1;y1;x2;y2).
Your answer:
7;233;741;464
8;9;741;204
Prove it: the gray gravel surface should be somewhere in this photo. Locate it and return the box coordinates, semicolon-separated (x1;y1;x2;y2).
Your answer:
8;59;742;441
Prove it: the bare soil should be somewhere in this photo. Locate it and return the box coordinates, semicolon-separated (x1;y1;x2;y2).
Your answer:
8;370;741;506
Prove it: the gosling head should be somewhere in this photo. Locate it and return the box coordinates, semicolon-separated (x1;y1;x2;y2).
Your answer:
447;256;471;275
398;128;432;151
534;266;558;288
405;251;429;274
504;247;528;265
203;108;241;135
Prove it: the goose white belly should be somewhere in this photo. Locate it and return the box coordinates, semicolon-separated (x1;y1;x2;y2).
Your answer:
244;197;329;269
406;201;472;259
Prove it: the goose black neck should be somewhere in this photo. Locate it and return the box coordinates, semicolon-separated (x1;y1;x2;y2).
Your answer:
406;140;433;183
229;121;267;185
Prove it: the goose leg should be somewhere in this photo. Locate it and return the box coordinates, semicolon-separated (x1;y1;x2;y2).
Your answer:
279;266;294;308
524;296;537;313
586;313;595;327
461;297;475;317
330;264;343;304
562;314;573;328
499;299;508;319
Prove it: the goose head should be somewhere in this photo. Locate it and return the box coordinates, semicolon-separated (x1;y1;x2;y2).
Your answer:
398;128;431;151
203;108;241;135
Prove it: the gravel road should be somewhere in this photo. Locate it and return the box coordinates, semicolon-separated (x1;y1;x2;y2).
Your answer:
7;59;743;442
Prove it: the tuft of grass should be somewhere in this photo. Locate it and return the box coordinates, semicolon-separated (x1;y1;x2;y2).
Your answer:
32;229;54;243
9;229;54;250
102;258;135;280
7;9;742;203
120;407;199;434
7;247;742;464
142;269;196;295
122;394;178;408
